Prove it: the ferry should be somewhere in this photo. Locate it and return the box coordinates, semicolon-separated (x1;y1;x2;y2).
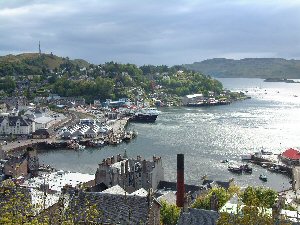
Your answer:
129;108;159;123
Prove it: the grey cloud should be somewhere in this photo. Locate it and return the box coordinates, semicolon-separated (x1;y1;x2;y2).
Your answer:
1;0;300;65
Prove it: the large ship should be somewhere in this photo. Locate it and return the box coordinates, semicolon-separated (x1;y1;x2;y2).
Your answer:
129;108;159;123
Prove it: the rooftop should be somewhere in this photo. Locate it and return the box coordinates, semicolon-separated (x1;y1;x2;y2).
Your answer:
23;171;95;193
177;208;219;225
282;148;300;160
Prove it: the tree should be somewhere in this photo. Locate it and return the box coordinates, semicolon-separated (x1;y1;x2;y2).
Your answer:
192;187;237;210
0;180;34;224
217;186;292;225
242;186;277;209
160;201;181;225
0;180;100;225
217;204;292;225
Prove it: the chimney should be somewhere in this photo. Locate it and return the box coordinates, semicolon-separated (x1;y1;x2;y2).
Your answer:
121;162;124;175
176;154;185;207
142;159;147;173
125;160;129;175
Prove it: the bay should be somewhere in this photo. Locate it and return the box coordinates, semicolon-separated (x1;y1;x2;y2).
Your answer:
39;78;300;191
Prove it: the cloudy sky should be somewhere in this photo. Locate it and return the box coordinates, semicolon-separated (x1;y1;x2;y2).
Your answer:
1;0;300;65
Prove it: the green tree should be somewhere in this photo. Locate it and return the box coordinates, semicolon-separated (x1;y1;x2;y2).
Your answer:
0;76;16;94
242;186;277;208
192;187;236;210
160;201;181;225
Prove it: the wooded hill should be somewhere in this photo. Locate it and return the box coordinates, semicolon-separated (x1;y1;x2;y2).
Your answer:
184;58;300;79
0;53;90;76
0;53;223;103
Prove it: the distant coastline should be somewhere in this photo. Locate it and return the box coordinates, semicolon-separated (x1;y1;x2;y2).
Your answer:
264;78;300;83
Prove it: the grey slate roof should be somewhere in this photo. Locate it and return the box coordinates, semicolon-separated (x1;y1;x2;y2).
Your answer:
157;181;204;194
33;129;50;136
69;191;151;224
177;208;219;225
202;180;231;189
0;116;32;126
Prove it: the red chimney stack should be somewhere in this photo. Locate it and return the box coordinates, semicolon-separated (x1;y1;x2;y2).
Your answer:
176;154;185;207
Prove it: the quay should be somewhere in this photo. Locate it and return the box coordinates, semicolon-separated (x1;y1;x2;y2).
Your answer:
245;154;293;177
0;117;132;155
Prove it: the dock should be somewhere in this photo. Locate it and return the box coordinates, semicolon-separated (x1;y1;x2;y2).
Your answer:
0;118;132;155
247;154;293;177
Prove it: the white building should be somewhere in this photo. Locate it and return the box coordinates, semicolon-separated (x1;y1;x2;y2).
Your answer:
0;116;35;135
182;93;204;106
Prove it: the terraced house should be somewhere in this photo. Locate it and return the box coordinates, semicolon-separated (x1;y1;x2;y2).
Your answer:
0;116;35;136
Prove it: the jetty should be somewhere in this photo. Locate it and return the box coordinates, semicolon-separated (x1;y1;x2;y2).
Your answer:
0;117;133;155
243;152;293;177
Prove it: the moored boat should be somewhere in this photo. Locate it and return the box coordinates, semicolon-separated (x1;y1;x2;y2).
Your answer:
228;166;243;174
259;174;267;182
242;164;252;174
221;159;229;163
129;108;159;123
261;149;273;155
241;154;253;160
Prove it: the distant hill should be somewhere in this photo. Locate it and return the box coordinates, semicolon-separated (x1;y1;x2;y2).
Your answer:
0;53;90;76
184;58;300;79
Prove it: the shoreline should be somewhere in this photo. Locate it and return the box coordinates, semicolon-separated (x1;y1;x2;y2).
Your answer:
0;118;131;156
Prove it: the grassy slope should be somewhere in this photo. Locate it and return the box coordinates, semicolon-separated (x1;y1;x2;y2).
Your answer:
0;53;90;73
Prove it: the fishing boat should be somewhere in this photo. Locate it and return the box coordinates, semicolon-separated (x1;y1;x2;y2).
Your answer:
221;159;229;163
242;164;253;174
228;165;243;174
261;149;273;155
241;154;253;160
259;174;267;182
78;144;86;150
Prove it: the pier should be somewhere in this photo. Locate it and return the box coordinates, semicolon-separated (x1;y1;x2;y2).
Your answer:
0;118;132;155
247;155;293;177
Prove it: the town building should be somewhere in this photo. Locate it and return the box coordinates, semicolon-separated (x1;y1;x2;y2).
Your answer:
68;188;161;225
280;148;300;166
182;93;204;106
0;103;7;113
95;154;164;193
3;147;39;179
0;116;35;136
0;96;29;111
22;170;95;194
177;208;219;225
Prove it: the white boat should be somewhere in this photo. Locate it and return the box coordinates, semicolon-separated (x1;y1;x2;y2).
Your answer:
259;174;267;182
78;145;86;150
241;154;253;160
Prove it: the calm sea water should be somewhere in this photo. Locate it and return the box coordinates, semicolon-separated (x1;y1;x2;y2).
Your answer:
38;78;300;191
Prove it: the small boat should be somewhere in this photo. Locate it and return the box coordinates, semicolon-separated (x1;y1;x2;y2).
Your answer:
221;159;229;163
228;166;243;174
268;165;280;172
242;164;253;174
261;163;268;168
78;145;86;150
261;149;273;155
241;154;253;160
259;174;267;182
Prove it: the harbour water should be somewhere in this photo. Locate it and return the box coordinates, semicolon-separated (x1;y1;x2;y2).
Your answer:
38;78;300;191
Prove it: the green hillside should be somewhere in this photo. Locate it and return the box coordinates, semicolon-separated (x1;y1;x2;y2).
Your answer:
184;58;300;79
0;53;90;76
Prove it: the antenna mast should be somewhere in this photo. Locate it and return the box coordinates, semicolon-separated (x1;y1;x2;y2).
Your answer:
39;41;41;55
